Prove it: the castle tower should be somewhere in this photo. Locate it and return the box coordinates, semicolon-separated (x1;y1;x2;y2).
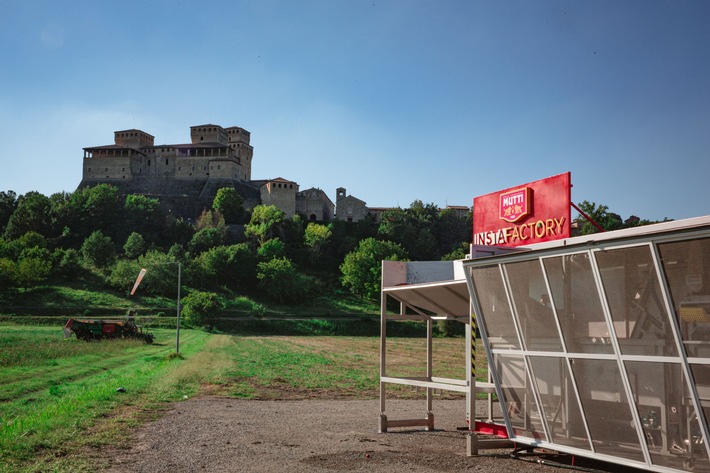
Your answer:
260;177;299;218
114;129;154;149
227;126;253;181
190;124;228;145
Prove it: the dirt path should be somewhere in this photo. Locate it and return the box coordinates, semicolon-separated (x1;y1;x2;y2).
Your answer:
103;397;590;473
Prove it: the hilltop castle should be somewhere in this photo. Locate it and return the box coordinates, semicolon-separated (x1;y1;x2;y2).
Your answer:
79;123;468;223
79;124;339;221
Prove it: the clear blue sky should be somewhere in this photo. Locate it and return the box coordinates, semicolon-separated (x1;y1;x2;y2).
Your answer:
1;0;708;222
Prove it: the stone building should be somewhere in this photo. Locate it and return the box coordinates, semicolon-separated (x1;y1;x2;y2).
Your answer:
334;188;369;222
296;187;334;221
445;205;471;219
251;177;299;219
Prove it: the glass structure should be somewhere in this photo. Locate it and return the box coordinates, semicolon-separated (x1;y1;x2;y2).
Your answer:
463;218;710;472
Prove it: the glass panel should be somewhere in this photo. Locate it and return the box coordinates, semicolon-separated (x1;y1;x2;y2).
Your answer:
570;358;645;462
659;238;710;358
528;356;589;450
504;260;563;351
595;246;677;357
494;354;545;440
627;361;707;470
543;253;613;354
689;364;710;471
471;265;520;350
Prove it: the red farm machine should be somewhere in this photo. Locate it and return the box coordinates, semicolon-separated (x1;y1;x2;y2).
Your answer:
64;315;154;343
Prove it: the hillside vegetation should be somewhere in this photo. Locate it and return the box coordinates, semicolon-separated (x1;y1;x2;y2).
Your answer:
0;186;472;326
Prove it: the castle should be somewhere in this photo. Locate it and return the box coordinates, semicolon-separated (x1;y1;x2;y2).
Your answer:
79;124;468;222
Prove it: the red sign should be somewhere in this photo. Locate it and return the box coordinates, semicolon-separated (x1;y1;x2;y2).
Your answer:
473;172;571;247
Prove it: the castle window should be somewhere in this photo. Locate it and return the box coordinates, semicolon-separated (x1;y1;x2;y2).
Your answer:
105;167;108;171
217;165;221;170
148;160;151;166
178;167;181;171
165;158;169;165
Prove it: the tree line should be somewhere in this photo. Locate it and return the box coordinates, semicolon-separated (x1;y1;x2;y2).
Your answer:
0;186;666;325
0;186;472;323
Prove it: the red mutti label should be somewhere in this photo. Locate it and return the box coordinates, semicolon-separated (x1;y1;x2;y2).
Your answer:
499;187;531;222
474;172;571;247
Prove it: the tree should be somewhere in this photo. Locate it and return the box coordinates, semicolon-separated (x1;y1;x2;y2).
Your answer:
10;256;52;286
245;205;285;245
189;227;225;254
303;222;333;269
4;191;52;239
71;184;119;235
181;291;225;327
257;238;285;261
304;222;332;252
257;257;311;303
225;243;257;289
212;187;245;224
80;230;115;268
110;250;181;296
0;190;18;233
123;194;163;244
340;238;408;300
434;207;471;258
194;245;232;289
195;209;226;231
123;232;146;259
52;248;81;278
165;217;195;248
377;201;439;260
574;201;623;235
125;193;160;215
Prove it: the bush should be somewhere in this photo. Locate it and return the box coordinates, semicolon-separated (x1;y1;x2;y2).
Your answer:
340;238;408;300
257;257;311;304
181;291;225;327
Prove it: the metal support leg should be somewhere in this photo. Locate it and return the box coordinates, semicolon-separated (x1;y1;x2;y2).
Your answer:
467;431;479;456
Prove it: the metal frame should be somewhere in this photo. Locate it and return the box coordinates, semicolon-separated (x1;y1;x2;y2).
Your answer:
378;260;512;454
463;216;710;472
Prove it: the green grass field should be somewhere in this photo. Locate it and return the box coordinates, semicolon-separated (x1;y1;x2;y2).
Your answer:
0;324;484;472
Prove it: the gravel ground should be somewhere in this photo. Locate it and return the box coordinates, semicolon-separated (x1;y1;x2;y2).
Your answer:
103;397;620;473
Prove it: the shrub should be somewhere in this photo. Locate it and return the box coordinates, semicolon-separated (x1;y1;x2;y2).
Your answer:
181;291;226;327
257;257;311;304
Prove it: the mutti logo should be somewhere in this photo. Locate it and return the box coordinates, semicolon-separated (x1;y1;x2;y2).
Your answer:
499;187;531;223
